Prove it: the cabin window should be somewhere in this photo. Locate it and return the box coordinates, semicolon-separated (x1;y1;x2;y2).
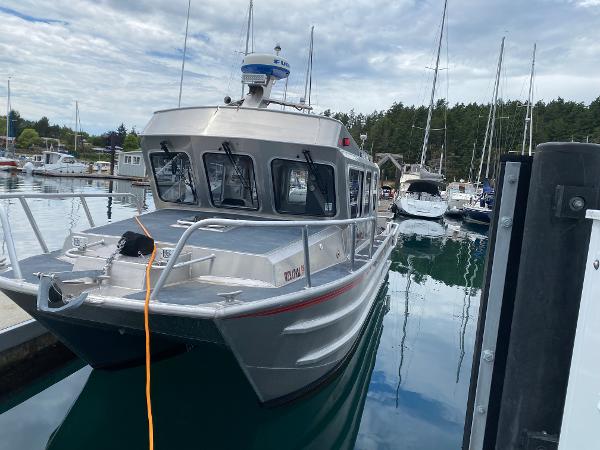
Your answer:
271;159;335;217
124;155;132;164
203;152;258;210
372;173;378;211
363;172;372;216
349;169;363;218
150;152;197;204
132;156;141;165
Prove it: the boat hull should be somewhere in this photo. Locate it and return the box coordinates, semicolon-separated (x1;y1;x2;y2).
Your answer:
463;205;492;225
1;235;395;403
395;196;447;219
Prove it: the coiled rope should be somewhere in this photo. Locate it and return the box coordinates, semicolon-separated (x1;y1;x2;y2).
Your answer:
135;216;156;450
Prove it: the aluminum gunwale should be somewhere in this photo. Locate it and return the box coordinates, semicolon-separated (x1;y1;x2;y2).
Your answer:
0;223;399;320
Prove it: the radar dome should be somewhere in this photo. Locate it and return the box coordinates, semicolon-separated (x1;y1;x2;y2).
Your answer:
241;53;290;80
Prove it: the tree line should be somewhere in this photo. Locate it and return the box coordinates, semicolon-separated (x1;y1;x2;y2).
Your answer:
324;96;600;181
0;112;141;154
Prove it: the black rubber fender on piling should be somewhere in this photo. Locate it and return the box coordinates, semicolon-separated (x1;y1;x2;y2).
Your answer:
493;143;600;449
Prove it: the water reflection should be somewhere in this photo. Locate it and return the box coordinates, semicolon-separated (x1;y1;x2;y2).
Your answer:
355;219;486;450
42;288;390;450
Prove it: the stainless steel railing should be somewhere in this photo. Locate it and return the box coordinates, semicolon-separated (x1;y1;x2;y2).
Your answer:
0;192;141;279
150;215;381;299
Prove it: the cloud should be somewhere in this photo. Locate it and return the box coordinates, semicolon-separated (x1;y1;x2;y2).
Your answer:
0;0;599;134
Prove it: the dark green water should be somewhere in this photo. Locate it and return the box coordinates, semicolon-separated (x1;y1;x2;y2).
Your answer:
0;175;487;450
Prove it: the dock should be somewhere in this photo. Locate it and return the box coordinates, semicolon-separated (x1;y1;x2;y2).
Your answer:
0;292;74;400
33;171;147;183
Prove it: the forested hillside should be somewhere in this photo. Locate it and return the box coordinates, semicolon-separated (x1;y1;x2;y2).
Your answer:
324;97;600;181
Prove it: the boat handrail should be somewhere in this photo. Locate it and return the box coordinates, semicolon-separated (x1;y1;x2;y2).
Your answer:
0;193;141;273
151;215;381;299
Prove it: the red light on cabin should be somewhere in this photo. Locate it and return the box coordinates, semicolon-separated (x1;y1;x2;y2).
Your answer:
342;137;350;146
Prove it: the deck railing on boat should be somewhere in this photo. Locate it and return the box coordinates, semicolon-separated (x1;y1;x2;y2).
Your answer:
0;192;141;279
150;216;382;298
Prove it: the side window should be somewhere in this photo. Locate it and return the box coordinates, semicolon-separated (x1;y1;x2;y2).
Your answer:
150;152;197;204
272;159;335;216
363;172;372;216
349;169;363;218
372;173;378;211
203;152;259;210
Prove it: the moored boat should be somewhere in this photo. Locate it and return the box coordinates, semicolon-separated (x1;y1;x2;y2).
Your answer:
31;151;87;175
446;180;476;215
463;183;495;225
0;44;399;404
395;178;447;219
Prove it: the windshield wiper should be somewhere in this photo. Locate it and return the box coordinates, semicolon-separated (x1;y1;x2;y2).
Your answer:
302;149;327;197
222;141;252;192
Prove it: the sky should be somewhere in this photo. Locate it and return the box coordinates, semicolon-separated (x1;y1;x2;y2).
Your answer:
1;0;599;135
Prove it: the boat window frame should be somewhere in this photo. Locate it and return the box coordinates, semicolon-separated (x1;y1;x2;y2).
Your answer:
270;157;337;217
149;150;198;205
348;167;364;219
202;151;260;211
372;172;378;212
363;171;372;216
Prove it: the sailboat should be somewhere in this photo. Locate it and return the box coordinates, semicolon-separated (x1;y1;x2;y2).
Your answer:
0;79;19;171
463;37;505;227
393;0;447;220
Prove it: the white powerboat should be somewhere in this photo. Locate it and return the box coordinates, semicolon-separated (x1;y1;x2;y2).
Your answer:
446;181;477;215
31;151;87;175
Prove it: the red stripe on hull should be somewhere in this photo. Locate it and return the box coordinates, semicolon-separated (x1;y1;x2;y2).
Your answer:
230;274;365;319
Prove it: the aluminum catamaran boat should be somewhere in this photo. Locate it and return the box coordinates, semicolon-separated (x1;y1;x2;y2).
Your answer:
0;47;399;403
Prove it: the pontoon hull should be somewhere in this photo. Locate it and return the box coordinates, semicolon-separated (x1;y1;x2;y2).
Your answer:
1;239;394;403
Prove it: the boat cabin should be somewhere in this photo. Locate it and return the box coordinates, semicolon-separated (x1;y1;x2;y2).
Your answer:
141;110;379;222
43;151;77;165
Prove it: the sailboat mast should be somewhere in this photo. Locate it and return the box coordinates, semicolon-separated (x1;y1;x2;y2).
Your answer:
74;101;78;154
485;37;504;180
5;79;9;154
521;43;536;156
303;26;314;107
527;43;536;156
476;99;493;186
420;0;447;167
178;0;192;108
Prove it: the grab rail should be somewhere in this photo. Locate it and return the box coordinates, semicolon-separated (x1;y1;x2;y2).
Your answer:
0;192;140;278
150;216;380;299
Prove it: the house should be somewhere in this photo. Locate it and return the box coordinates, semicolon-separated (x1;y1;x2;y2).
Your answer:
117;150;146;178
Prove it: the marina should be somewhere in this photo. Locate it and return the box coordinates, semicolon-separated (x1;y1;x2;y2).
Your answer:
0;173;486;449
1;0;600;448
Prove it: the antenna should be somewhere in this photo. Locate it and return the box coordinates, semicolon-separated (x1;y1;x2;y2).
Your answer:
360;134;368;150
241;0;254;99
178;0;192;108
74;101;79;154
302;26;314;110
5;78;10;154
